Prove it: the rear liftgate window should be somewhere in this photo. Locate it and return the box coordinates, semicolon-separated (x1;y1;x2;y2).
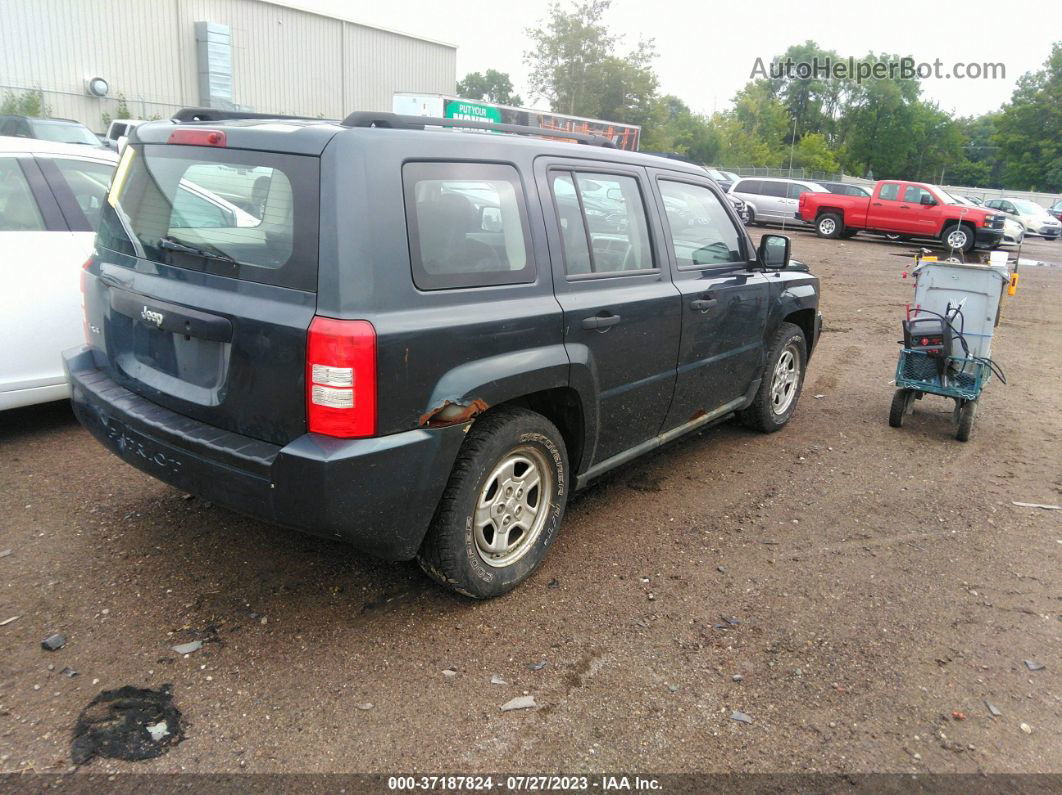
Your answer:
98;144;319;291
403;161;534;290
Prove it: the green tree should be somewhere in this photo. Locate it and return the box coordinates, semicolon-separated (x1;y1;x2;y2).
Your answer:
524;0;657;124
0;89;49;117
790;132;839;173
456;70;523;106
994;42;1062;191
640;95;721;164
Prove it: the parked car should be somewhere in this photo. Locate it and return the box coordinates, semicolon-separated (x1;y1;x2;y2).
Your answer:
65;109;822;598
0;137;117;410
798;180;1006;252
704;168;739;192
729;177;829;226
0;115;106;148
1048;199;1062;222
1002;217;1025;246
816;181;871;198
726;193;751;225
984;197;1061;239
102;118;148;152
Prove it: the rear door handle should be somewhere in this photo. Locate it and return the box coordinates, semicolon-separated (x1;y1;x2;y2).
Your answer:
582;313;621;330
872;202;883;206
690;298;718;311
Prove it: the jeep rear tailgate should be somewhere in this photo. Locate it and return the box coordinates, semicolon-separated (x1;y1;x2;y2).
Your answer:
87;141;320;446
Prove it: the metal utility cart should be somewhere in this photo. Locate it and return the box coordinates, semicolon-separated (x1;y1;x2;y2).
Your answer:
889;257;1011;441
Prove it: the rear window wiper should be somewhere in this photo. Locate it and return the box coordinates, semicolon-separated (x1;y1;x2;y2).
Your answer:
158;236;238;266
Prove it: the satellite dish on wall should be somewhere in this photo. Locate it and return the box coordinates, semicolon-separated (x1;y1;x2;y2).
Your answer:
85;77;109;98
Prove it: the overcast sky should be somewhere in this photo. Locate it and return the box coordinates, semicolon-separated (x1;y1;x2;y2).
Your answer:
301;0;1055;118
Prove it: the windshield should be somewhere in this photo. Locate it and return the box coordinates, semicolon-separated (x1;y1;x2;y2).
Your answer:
98;144;320;291
932;186;962;204
1012;199;1044;215
29;119;101;146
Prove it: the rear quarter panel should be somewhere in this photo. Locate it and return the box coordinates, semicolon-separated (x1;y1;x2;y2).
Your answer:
317;131;570;437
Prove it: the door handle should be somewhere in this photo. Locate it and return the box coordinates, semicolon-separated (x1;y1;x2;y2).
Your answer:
582;313;621;330
872;202;883;206
690;298;718;311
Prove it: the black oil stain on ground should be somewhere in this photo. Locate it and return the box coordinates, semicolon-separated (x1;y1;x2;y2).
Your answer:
71;685;183;765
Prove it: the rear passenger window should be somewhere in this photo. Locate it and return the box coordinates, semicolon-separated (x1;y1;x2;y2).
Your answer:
403;162;533;290
0;157;46;231
762;181;788;198
46;157;114;230
550;170;654;276
787;183;811;200
878;183;901;201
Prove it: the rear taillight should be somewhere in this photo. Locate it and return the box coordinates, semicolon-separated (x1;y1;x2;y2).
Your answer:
167;129;227;147
306;317;376;438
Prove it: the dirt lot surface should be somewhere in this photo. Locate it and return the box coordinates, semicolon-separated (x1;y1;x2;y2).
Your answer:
1;231;1059;777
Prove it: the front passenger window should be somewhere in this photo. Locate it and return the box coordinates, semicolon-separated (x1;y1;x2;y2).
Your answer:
659;181;743;267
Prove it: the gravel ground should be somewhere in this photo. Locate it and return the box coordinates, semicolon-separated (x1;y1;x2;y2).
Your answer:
0;231;1059;776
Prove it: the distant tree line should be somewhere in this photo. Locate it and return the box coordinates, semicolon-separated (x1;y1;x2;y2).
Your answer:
456;1;1061;192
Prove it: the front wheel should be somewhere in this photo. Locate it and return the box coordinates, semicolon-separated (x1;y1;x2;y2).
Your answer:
889;389;914;427
943;224;975;253
417;407;569;598
740;322;807;432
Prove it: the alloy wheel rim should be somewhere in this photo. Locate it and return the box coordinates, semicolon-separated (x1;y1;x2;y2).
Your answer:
947;229;968;249
820;218;836;235
473;445;553;568
770;344;801;416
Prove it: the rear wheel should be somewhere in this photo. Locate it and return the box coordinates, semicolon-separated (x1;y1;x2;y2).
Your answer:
417;407;568;598
816;212;843;239
740;322;806;432
943;223;975;253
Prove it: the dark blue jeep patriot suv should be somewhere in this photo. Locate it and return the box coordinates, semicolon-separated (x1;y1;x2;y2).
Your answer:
65;109;822;598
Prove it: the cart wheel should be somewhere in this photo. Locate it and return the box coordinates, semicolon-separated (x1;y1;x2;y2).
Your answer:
889;389;913;428
956;401;977;442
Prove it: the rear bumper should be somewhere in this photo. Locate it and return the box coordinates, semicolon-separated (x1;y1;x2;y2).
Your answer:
64;347;467;561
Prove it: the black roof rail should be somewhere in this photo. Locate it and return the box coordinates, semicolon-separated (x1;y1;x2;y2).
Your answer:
340;111;617;148
171;107;320;123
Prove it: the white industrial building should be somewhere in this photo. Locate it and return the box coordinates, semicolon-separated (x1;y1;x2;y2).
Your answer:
0;0;456;130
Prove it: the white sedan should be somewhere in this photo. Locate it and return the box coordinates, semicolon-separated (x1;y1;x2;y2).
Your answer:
0;136;258;410
0;137;117;410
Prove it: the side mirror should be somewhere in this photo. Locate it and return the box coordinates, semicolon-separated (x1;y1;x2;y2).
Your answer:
481;206;502;233
920;194;936;206
758;234;790;269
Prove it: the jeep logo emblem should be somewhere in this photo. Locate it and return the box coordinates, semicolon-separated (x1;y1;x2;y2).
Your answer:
140;306;164;327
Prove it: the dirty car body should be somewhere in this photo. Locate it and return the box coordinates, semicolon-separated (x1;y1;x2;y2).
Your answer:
65;111;821;592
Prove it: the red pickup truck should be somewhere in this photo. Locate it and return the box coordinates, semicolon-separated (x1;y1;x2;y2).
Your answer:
798;180;1006;253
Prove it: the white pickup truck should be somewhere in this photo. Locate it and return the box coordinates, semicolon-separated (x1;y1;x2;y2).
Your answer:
102;119;147;151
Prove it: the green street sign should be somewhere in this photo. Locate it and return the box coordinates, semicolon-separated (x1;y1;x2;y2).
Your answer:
444;100;503;124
